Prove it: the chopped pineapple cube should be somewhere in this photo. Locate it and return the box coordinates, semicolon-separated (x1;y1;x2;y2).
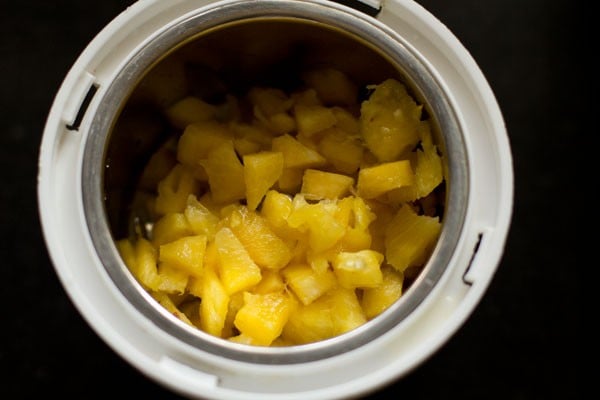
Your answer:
385;205;441;272
158;235;207;278
282;263;337;305
357;160;415;199
165;96;217;130
271;134;327;169
300;169;355;200
214;227;262;294
199;264;230;337
234;292;292;346
360;78;422;162
294;104;337;137
227;207;292;270
302;68;358;106
151;212;192;247
154;164;200;215
317;127;363;174
243;151;284;211
361;266;404;319
200;140;246;204
333;249;384;289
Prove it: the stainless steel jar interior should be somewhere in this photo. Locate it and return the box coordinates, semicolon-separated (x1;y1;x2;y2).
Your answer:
82;0;468;364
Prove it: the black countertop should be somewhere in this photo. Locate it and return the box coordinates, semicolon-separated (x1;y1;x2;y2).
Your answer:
0;0;583;398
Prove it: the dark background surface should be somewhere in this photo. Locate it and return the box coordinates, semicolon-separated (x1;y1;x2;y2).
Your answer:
0;0;584;398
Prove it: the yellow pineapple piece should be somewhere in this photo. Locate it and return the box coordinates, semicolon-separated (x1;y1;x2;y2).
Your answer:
302;68;358;106
119;238;158;290
158;235;207;278
116;238;136;272
357;160;415;199
155;263;189;294
199;263;230;337
294;104;337;137
176;120;234;170
230;122;274;149
387;121;444;203
234;291;292;346
333;249;383;289
228;207;292;270
331;107;360;135
281;294;335;344
184;194;219;241
260;190;294;238
200;140;246;204
287;195;346;253
214;227;262;294
328;287;367;336
271;134;327;169
277;167;304;194
360;78;422;162
317;127;363;174
361;266;404;319
151;212;192;247
300;169;355;200
243;151;284;211
248;87;293;116
252;270;286;294
290;88;322;106
165;96;217;130
222;291;245;338
282;263;337;305
385;205;441;272
186;276;203;298
138;138;178;191
155;164;200;215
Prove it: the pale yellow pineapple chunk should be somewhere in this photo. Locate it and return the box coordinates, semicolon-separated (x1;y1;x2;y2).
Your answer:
158;235;207;278
357;160;415;199
251;270;286;294
184;194;219;241
300;169;355;200
328;287;367;335
317;127;363;174
248;87;293;116
260;190;295;239
165;96;217;130
281;294;335;344
287;195;345;253
200;140;246;204
176;120;234;170
277;167;304;194
118;238;163;291
199;263;230;337
243;151;284;211
333;249;384;289
331;107;360;135
387;121;444;203
361;266;404;319
155;164;200;215
151;212;192;247
303;68;358;106
222;291;245;338
282;263;337;305
138;138;177;191
385;205;441;272
227;207;292;270
294;104;337;137
214;227;262;294
234;292;292;346
271;134;327;169
155;263;189;294
360;79;422;162
290;88;322;106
